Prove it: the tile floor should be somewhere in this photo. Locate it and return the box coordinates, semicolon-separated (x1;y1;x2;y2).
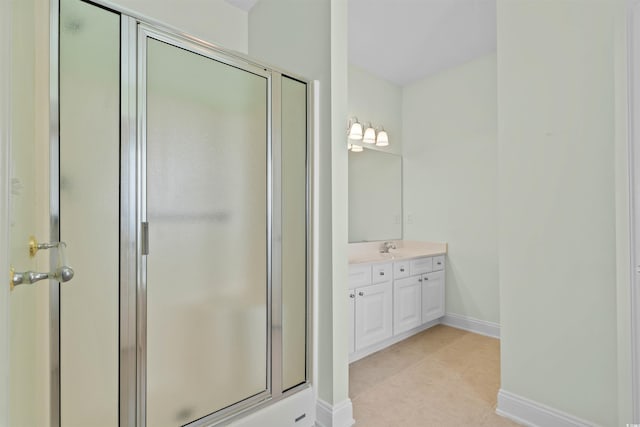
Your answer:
349;325;522;427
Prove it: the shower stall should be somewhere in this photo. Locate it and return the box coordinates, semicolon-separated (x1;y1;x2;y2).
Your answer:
11;0;312;425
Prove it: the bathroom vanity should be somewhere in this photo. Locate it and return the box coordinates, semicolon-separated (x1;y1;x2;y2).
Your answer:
348;241;447;362
347;147;447;362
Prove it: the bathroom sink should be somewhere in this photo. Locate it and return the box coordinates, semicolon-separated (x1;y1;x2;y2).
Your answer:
378;250;406;260
378;252;394;259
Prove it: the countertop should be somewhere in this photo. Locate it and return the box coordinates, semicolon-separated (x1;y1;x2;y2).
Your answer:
348;240;447;265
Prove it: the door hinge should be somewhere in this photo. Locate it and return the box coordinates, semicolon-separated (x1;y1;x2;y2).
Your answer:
141;222;149;255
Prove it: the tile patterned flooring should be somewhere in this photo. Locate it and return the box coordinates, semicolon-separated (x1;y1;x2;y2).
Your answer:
349;325;522;427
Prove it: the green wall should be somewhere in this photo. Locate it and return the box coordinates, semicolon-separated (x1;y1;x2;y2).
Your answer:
403;54;499;324
497;1;623;425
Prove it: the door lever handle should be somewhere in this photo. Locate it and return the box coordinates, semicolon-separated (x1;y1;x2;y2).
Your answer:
11;237;74;291
10;265;74;291
29;235;65;257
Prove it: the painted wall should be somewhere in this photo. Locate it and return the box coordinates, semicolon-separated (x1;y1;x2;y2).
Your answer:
497;1;624;425
348;65;402;155
113;0;248;53
249;0;351;414
402;54;499;324
615;2;633;423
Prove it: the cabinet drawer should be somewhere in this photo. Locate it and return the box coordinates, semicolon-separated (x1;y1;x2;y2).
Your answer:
372;262;392;283
410;257;433;275
432;255;445;271
349;264;372;288
393;261;410;279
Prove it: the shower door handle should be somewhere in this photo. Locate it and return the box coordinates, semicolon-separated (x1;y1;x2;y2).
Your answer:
10;265;75;291
10;236;75;291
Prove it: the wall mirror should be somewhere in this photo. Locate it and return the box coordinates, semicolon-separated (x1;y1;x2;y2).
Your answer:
348;147;402;242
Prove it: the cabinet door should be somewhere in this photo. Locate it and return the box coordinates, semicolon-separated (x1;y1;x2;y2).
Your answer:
422;271;445;323
393;276;422;334
348;290;356;354
355;282;393;351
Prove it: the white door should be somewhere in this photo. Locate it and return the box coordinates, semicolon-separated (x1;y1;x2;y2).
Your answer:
5;1;68;426
143;33;271;427
422;271;445;323
394;276;422;334
355;282;393;351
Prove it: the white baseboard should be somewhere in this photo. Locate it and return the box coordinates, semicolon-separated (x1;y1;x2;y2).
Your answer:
315;398;354;427
496;389;600;427
441;313;500;339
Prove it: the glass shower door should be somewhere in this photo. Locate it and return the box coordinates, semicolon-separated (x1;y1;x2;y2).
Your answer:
143;34;270;426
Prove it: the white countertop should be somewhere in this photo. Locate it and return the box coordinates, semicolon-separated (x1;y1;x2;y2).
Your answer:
348;240;447;265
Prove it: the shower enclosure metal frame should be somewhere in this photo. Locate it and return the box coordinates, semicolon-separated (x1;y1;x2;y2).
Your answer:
50;1;316;425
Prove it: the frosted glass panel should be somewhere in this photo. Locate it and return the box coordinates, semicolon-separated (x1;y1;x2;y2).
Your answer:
281;76;307;390
59;0;120;426
146;38;268;426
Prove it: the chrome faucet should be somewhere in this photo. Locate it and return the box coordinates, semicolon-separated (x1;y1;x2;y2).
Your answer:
380;241;396;253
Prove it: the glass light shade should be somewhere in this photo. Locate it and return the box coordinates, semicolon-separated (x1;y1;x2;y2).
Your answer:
348;120;363;140
351;144;364;152
376;129;389;147
362;126;376;144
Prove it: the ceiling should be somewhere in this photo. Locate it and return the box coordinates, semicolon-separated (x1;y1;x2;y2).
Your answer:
349;0;496;86
224;0;496;86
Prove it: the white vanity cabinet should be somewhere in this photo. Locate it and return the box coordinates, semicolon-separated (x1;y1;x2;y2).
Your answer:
348;254;446;361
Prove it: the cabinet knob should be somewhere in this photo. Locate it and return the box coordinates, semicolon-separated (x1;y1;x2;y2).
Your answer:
418;278;422;282
425;277;429;281
379;271;384;276
437;262;442;265
400;268;405;272
349;293;355;299
358;291;364;296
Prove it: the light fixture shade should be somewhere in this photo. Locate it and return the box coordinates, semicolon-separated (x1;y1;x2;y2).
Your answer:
376;129;389;147
351;144;363;152
348;119;363;140
362;126;376;144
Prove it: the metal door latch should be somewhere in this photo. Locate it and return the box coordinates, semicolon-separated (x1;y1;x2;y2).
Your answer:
10;236;75;291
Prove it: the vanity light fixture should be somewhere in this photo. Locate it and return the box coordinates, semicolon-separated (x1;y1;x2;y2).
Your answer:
362;124;376;144
347;117;363;140
376;127;389;147
348;117;391;149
